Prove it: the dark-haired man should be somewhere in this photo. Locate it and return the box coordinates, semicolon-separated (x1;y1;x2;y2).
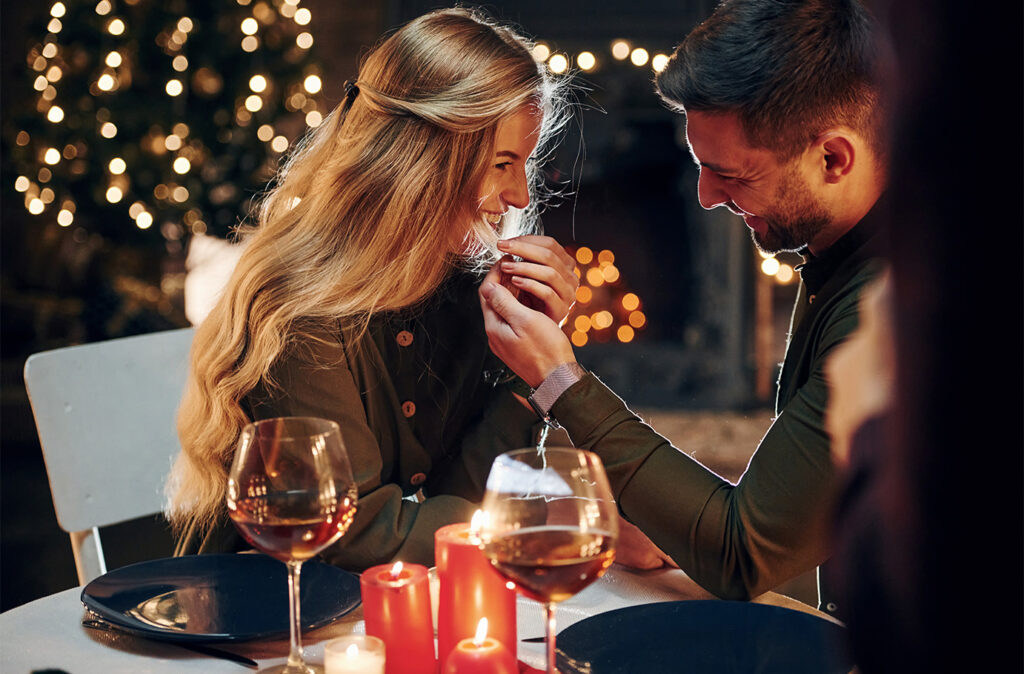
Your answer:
479;0;888;616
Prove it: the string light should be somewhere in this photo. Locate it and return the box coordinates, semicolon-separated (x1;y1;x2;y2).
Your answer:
172;55;188;71
50;2;66;17
305;110;322;127
271;135;289;152
577;51;596;71
44;147;61;164
57;208;74;226
164;134;183;151
15;176;30;192
48;18;63;33
100;122;117;138
107;18;125;35
630;48;649;67
652;53;670;72
294;8;311;25
46;106;64;123
257;124;274;141
241;35;258;52
531;43;550;62
172;157;191;174
548;54;568;74
28;198;45;214
42;43;58;58
611;40;630;60
97;73;116;91
244;94;263;112
296;32;313;49
166;79;183;96
241;17;258;35
136;211;153;229
105;186;123;202
760;257;781;276
303;74;321;94
105;51;122;67
249;74;267;92
95;0;111;15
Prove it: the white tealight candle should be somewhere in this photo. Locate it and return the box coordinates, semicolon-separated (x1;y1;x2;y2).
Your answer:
324;635;386;674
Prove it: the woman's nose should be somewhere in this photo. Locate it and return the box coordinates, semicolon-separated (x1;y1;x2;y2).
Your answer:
501;169;530;210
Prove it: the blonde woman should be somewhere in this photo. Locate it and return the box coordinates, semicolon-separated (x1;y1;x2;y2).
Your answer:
165;7;578;569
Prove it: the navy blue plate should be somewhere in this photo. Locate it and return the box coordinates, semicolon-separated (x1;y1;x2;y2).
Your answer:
81;554;361;643
555;600;853;674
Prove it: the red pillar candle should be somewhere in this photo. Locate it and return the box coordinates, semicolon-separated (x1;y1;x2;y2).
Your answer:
435;519;517;666
442;619;517;674
360;562;436;674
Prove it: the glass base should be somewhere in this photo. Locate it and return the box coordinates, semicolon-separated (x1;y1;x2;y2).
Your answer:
257;663;321;674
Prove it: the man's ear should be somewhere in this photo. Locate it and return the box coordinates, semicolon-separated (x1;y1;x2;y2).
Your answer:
815;131;856;184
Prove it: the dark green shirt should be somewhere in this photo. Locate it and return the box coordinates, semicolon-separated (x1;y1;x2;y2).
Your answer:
240;271;537;570
552;220;885;603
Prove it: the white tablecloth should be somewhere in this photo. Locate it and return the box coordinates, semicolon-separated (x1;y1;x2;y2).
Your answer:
0;564;837;673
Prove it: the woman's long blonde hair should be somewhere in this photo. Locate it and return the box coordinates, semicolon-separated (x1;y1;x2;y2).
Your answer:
166;7;571;551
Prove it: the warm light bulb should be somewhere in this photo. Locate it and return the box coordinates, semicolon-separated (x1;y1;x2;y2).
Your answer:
294;8;311;25
48;18;62;33
585;268;604;287
95;0;111;16
575;247;594;264
630;48;649;67
105;51;122;67
617;325;635;343
50;2;66;17
44;148;61;164
34;75;48;91
42;43;58;58
629;311;646;328
271;135;289;152
571;331;588;347
241;17;258;35
241;35;258;52
173;157;191;174
107;18;125;35
257;124;274;141
178;17;193;32
100;122;117;138
296;32;313;49
28;198;45;215
249;74;267;92
303;74;322;94
776;264;795;284
611;40;630;60
652;53;670;72
105;186;123;203
305;110;322;127
245;94;263;112
172;55;188;71
15;176;30;192
531;43;550;62
136;211;153;229
57;208;73;226
548;54;568;74
172;186;189;202
761;257;781;276
622;293;640;311
166;79;183;96
46;106;64;123
577;51;596;71
575;286;592;304
164;134;183;151
97;73;116;91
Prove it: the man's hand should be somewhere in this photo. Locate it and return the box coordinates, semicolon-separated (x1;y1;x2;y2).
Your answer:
495;236;578;326
614;518;678;571
479;270;576;388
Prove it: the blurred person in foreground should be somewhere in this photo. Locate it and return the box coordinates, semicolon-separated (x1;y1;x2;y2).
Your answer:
163;8;583;569
481;0;888;616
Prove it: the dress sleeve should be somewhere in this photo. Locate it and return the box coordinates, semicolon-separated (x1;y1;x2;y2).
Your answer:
247;335;478;571
551;297;859;600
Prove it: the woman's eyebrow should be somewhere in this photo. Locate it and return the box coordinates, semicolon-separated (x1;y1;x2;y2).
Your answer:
495;150;521;159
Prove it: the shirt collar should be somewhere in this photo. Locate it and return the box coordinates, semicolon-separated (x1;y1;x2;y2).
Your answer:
796;197;886;296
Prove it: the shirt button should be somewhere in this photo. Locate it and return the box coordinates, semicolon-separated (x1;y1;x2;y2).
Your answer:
410;472;426;486
396;330;414;347
402;401;416;417
808;294;816;304
825;602;838;613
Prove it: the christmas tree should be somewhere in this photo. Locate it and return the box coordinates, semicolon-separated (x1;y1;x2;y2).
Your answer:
3;0;326;345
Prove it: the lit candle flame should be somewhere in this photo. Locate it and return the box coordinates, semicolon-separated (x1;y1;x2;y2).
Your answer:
473;617;488;647
389;561;403;579
470;509;486;535
345;643;359;658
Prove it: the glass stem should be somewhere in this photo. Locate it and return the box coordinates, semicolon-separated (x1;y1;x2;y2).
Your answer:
544;601;557;674
286;560;305;670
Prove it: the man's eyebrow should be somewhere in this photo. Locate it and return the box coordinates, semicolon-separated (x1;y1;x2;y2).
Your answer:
496;150;521;159
698;160;739;175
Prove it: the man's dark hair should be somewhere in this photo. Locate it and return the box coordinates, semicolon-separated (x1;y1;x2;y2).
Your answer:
656;0;884;159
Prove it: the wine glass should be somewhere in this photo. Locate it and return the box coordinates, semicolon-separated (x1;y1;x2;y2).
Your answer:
227;416;358;674
477;447;619;674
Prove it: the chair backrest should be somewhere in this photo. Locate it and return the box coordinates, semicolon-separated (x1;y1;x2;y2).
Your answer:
23;327;195;585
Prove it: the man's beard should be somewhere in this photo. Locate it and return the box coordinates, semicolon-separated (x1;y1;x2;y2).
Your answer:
751;168;831;254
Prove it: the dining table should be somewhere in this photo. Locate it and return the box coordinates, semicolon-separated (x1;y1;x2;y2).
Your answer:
0;561;850;673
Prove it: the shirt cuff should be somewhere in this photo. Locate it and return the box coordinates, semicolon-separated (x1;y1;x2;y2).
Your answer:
529;362;588;415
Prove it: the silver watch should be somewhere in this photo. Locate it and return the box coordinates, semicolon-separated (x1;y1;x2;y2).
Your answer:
527;362;587;428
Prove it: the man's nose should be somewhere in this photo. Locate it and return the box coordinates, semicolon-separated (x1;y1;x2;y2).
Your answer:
696;169;728;210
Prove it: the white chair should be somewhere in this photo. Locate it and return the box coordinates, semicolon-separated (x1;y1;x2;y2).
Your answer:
23;327;195;585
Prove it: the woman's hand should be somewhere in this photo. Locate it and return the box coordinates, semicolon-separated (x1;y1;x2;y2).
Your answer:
495;236;578;326
614;518;678;571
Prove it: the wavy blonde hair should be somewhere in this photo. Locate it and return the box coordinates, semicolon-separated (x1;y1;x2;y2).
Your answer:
166;7;571;551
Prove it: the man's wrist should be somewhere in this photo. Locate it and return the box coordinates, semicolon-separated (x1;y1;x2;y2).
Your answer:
528;362;587;427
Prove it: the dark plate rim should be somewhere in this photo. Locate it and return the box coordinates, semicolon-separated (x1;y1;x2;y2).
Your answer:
80;554;361;643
